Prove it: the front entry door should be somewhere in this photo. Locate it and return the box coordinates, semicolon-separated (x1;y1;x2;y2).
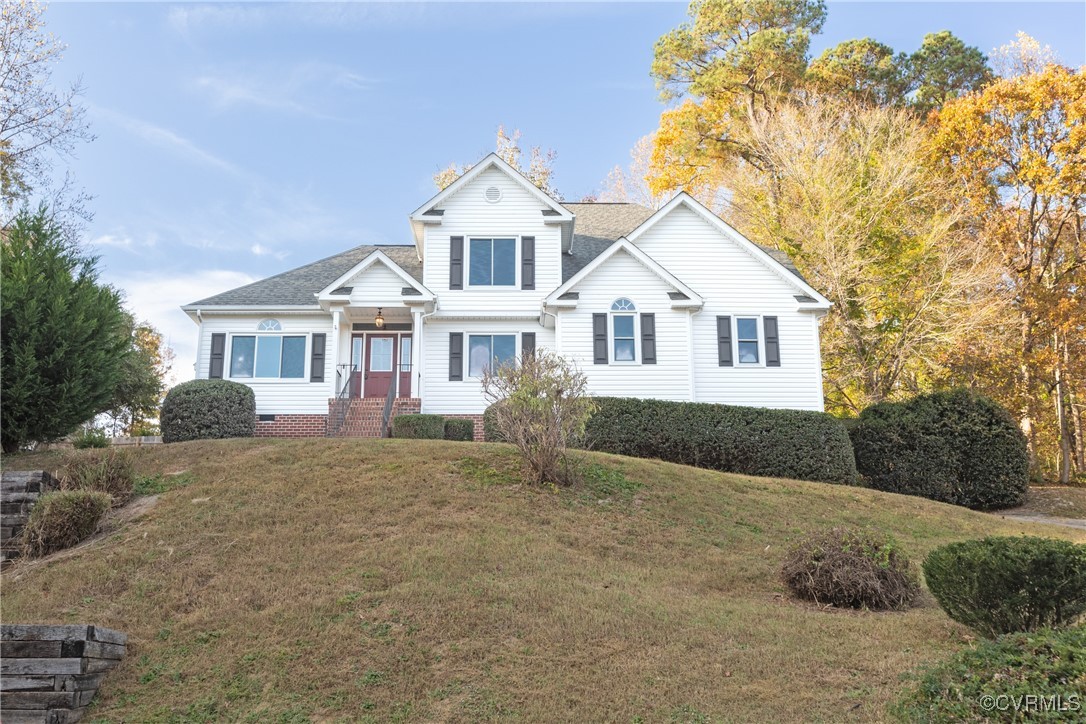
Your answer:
364;335;396;398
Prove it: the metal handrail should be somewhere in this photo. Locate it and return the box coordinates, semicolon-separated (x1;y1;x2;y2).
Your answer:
327;364;355;437
380;363;401;438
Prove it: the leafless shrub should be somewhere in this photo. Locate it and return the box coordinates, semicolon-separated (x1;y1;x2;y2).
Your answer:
481;350;596;486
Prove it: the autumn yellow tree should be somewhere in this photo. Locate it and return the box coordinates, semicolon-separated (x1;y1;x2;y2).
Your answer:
930;62;1086;480
434;126;559;198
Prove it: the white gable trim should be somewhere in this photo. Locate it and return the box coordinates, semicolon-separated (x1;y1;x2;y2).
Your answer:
316;249;433;302
545;238;703;307
626;192;832;308
410;153;572;222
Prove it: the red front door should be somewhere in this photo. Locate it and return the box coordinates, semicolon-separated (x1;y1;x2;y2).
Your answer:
363;335;396;398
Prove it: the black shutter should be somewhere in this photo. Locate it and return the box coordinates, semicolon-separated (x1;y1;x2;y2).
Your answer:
310;333;326;382
209;333;226;378
764;316;780;367
641;313;656;364
521;332;536;359
521;236;535;290
717;316;733;367
449;332;463;381
593;313;608;364
450;236;464;290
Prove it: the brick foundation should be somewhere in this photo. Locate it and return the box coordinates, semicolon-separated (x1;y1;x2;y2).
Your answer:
443;414;485;442
254;414;328;438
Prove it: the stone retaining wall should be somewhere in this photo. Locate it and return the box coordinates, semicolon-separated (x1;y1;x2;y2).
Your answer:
0;624;128;723
1;471;58;564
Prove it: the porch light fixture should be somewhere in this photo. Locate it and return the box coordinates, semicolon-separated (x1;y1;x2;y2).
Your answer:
374;308;385;329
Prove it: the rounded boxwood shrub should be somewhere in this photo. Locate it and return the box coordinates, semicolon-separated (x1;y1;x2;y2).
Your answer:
60;448;135;506
444;417;475;442
392;414;445;439
781;527;920;610
850;389;1028;510
482;401;506;442
160;380;256;443
581;397;858;485
21;490;111;557
892;626;1086;723
923;536;1086;637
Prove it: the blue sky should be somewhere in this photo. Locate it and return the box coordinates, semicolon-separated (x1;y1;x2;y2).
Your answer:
40;1;1086;382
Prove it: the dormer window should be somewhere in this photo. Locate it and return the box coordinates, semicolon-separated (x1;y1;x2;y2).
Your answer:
469;237;516;286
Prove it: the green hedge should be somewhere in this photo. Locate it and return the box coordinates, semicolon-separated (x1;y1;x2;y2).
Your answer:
443;418;475;442
923;536;1086;637
392;414;445;439
21;490;111;558
482;402;505;443
160;380;255;443
892;627;1086;722
580;397;859;485
850;389;1028;510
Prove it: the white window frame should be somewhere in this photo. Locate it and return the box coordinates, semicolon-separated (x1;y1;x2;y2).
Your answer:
227;332;309;383
466;235;520;289
465;332;519;379
609;298;639;365
733;315;765;367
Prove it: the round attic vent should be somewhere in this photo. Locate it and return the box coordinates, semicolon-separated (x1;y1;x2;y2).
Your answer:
484;186;502;203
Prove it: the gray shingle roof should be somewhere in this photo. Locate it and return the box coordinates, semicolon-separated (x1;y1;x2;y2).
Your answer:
562;202;806;284
187;245;422;307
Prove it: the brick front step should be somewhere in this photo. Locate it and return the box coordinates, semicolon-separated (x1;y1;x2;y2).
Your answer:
327;398;422;438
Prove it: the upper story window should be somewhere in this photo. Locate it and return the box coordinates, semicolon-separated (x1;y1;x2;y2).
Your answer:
468;334;516;377
230;335;306;379
469;237;516;286
258;319;282;331
610;298;637;362
736;317;760;364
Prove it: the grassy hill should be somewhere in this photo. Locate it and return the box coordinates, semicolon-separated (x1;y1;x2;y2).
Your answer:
3;439;1082;723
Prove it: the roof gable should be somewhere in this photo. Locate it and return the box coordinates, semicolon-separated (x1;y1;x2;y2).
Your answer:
627;193;831;307
546;238;702;307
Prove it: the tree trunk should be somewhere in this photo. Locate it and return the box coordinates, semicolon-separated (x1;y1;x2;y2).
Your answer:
1020;317;1040;478
1054;332;1071;484
1072;391;1085;475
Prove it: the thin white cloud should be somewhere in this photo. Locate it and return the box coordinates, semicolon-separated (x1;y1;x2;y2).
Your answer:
250;243;288;260
109;269;257;387
192;62;378;120
92;105;243;177
88;231;159;252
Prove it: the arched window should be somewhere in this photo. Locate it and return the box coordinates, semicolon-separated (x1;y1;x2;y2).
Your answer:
257;319;282;332
610;298;637;362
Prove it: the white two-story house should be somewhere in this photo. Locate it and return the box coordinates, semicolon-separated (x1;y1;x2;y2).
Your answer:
182;153;832;439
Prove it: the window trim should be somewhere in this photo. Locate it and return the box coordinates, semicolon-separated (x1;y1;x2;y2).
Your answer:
226;332;310;383
465;235;520;289
465;332;518;378
733;315;766;367
609;298;640;365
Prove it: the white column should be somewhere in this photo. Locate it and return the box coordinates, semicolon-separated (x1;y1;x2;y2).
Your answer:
330;309;343;397
411;309;423;400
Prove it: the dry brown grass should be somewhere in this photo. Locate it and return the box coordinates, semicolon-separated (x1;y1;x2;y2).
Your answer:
2;439;1082;723
1005;485;1086;519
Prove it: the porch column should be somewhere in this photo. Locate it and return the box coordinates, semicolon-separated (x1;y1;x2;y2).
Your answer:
411;309;423;399
330;309;343;396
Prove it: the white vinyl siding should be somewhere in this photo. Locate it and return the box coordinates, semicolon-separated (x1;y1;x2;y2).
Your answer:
628;203;824;410
560;249;691;400
195;314;335;415
423;166;559;314
345;261;409;306
419;319;555;414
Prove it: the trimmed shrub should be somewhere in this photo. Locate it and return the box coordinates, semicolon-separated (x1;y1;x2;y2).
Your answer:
21;490;111;557
392;414;445;439
160;380;255;443
444;417;475;442
482;401;506;443
850;389;1028;510
60;448;136;506
72;427;110;449
923;537;1086;637
781;527;920;610
892;626;1086;722
582;397;858;485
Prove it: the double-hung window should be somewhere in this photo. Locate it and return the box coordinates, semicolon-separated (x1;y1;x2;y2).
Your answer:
611;298;637;362
469;238;516;286
468;334;516;377
736;317;760;364
230;334;306;379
